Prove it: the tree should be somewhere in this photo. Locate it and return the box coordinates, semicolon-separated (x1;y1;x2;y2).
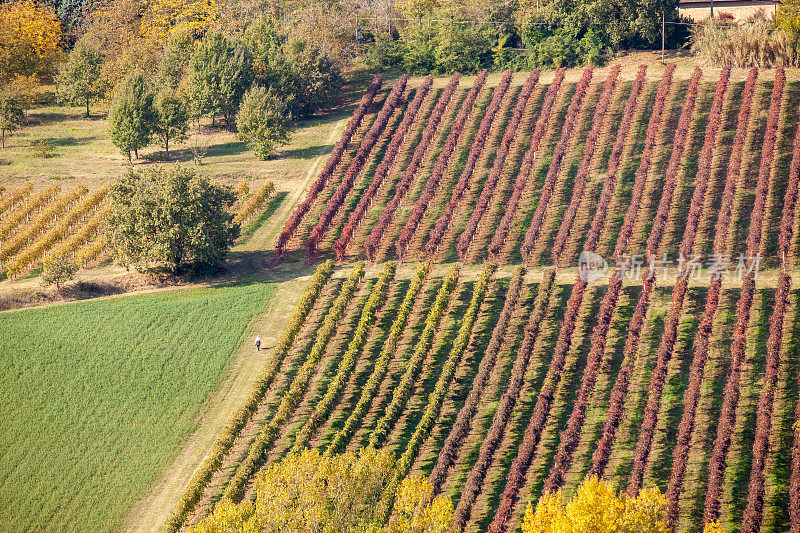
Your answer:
107;165;239;273
0;88;24;149
58;41;104;117
140;0;219;44
518;0;683;68
521;476;669;533
154;90;189;158
244;17;343;118
0;0;63;83
42;256;78;291
236;86;292;160
189;449;454;533
388;474;454;533
188;31;251;129
156;28;195;89
109;71;156;163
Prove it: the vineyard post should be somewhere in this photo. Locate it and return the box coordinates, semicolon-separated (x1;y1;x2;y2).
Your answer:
662;10;665;62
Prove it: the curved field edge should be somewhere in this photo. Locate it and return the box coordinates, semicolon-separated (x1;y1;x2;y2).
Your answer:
0;281;278;533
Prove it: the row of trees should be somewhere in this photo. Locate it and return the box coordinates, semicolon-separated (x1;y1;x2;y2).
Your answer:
550;65;619;263
451;269;555;530
520;65;593;260
224;263;365;502
626;68;731;497
395;71;487;259
368;265;460;448
544;63;676;494
665;66;754;523
336;77;433;260
426;70;512;257
457;69;539;260
364;73;460;260
190;448;454;532
165;259;335;532
276;74;383;257
488;68;564;258
291;261;396;452
589;67;703;479
704;67;785;526
325;264;428;456
425;70;511;257
612;63;676;258
429;266;526;492
582;64;647;254
307;76;408;256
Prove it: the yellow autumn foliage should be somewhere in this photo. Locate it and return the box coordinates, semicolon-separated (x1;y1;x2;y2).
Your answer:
190;448;453;533
140;0;219;44
522;476;669;533
0;0;63;82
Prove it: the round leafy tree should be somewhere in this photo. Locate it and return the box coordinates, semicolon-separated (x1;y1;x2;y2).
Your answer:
236;85;292;160
107;165;239;274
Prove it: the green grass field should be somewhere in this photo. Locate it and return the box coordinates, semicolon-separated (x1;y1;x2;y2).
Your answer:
0;281;275;532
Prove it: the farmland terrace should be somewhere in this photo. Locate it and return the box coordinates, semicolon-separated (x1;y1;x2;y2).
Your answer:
3;63;800;532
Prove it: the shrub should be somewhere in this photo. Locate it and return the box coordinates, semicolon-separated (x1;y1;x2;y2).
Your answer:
691;14;800;68
236;86;292;160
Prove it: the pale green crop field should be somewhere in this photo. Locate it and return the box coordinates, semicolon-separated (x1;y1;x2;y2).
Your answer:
0;281;275;532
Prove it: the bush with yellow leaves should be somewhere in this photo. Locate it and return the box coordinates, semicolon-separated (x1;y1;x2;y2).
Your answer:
521;476;669;533
190;448;453;533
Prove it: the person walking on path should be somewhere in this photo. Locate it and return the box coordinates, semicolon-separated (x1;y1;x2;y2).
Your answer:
255;335;261;351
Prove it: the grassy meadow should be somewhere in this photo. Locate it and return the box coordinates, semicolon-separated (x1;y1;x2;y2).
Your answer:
0;281;275;532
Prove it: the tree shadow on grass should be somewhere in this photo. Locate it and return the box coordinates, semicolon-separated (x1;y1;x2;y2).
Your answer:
206;140;249;158
271;144;333;161
34;136;94;148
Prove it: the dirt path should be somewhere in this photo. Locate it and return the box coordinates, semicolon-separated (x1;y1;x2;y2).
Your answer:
121;275;308;533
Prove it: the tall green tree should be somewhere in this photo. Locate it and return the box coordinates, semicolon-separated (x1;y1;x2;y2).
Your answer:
0;87;24;149
153;90;189;158
236;86;292;160
188;31;251;129
109;71;156;163
107;165;239;273
57;41;103;117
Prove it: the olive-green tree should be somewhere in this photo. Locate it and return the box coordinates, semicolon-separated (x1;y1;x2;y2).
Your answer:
153;90;189;158
109;71;156;163
0;87;24;149
236;86;292;160
41;256;78;291
107;165;239;273
188;31;251;129
57;41;104;117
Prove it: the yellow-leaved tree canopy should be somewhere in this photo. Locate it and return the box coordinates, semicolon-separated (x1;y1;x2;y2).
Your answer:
0;0;63;83
189;448;453;533
140;0;219;44
522;476;726;533
522;476;669;533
